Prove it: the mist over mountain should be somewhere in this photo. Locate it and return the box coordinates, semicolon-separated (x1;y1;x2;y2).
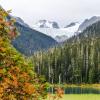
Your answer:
55;35;68;43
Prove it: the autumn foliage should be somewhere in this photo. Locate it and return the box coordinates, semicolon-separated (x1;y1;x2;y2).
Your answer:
48;87;64;100
0;7;47;100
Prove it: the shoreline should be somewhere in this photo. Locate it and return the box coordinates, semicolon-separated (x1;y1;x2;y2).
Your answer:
49;84;100;90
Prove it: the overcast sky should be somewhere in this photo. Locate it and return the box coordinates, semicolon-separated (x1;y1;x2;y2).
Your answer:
0;0;100;27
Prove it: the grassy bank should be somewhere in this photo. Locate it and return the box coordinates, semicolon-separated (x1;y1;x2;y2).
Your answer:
46;94;100;100
60;94;100;100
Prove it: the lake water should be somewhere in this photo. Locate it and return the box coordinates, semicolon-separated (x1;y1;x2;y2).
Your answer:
48;87;100;94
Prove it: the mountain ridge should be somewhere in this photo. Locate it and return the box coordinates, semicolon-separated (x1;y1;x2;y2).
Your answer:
7;16;57;56
32;16;100;42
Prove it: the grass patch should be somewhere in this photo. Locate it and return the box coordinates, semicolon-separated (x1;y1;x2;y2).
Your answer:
46;94;100;100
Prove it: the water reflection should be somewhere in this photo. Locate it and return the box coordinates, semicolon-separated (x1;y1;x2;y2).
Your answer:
48;87;100;94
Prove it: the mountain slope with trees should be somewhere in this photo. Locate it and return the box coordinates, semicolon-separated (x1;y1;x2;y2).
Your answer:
7;16;57;56
13;22;57;56
33;21;100;84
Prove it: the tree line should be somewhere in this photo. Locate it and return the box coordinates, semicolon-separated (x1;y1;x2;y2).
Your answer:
33;37;100;84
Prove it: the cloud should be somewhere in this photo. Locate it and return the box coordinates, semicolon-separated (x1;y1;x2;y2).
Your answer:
1;0;100;26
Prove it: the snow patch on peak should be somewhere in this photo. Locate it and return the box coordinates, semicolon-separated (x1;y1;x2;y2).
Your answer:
33;22;81;42
33;20;59;29
65;22;78;28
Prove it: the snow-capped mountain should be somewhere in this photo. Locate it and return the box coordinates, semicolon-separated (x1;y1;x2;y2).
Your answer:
33;21;80;42
33;20;59;28
78;16;100;32
13;16;100;43
6;15;57;55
